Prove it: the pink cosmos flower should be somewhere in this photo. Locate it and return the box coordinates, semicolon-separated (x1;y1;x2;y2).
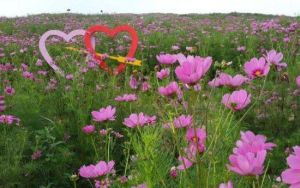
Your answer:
0;96;5;112
171;45;180;51
177;144;198;170
237;46;246;52
36;59;43;66
141;81;150;92
244;57;270;79
264;50;287;71
281;146;300;188
115;94;137;102
173;115;193;128
31;150;42;160
227;150;267;176
82;125;96;134
158;81;180;97
66;74;73;80
177;155;194;170
22;71;34;80
222;90;251;111
185;128;206;153
123;113;156;128
79;160;115;178
92;106;116;122
95;179;111;188
296;76;300;87
208;73;248;88
129;76;138;89
156;54;177;65
156;68;170;80
4;86;15;96
0;115;20;125
234;131;276;155
219;181;234;188
175;56;212;85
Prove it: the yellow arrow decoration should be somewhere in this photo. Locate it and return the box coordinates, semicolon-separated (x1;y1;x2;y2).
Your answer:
65;47;142;66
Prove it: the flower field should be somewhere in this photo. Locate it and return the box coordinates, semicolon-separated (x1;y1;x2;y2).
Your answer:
0;13;300;187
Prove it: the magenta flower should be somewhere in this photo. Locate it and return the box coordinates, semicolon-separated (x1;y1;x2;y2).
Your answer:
115;94;137;102
129;76;138;89
79;160;115;178
82;125;96;134
0;115;20;125
227;130;274;176
22;71;34;80
177;155;194;170
171;45;180;51
264;50;287;70
173;115;193;128
296;76;300;87
186;127;207;152
208;73;248;88
36;59;43;66
175;56;212;85
156;68;170;80
281;146;300;188
227;150;267;176
4;86;15;96
219;181;234;188
31;150;42;160
66;74;74;80
156;54;177;65
222;90;251;111
177;144;198;170
141;81;150;92
0;96;5;112
244;57;270;79
158;81;180;97
123;113;156;128
237;46;246;52
92;106;116;122
234;131;276;155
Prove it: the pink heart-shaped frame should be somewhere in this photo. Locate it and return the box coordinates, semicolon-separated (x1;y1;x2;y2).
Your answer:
39;29;95;76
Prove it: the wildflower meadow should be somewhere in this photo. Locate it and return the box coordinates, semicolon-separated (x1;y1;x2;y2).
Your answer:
0;13;300;188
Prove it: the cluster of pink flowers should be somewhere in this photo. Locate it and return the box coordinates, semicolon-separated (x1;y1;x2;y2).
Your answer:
281;146;300;188
92;106;116;122
227;131;276;176
123;112;156;128
129;75;151;92
209;73;248;88
0;114;21;125
115;94;137;102
222;90;251;111
177;127;207;170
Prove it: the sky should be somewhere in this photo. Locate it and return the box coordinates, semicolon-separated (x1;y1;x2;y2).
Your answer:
0;0;299;17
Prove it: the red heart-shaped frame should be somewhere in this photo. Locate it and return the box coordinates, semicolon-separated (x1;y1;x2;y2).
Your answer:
84;25;139;75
